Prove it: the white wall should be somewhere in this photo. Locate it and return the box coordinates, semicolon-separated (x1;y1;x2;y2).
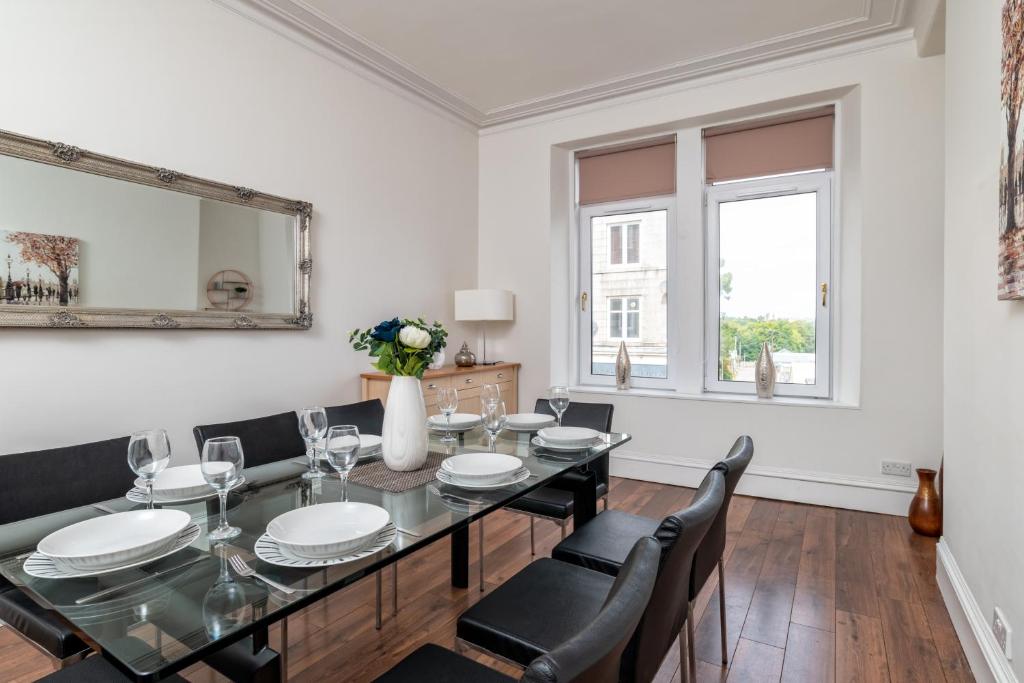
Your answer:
0;0;478;461
942;0;1023;680
478;39;946;514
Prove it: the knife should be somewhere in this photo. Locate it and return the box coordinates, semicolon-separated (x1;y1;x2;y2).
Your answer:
75;556;206;605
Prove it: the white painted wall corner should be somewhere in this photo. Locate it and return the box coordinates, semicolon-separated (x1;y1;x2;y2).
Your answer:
936;539;1019;683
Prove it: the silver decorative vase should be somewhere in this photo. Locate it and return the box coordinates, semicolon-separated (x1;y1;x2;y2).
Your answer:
755;341;776;399
615;341;632;390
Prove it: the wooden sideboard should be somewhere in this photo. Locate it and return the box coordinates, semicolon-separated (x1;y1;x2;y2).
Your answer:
360;362;520;415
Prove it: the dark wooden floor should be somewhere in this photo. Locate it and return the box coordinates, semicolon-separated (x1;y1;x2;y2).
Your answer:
0;478;973;682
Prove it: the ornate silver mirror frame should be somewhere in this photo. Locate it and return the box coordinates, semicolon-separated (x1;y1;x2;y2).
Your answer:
0;128;312;330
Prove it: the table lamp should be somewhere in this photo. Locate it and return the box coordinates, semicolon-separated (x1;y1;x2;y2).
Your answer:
454;289;514;365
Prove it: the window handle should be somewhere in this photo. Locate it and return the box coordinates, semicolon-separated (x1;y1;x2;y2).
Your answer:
821;282;828;307
580;292;588;312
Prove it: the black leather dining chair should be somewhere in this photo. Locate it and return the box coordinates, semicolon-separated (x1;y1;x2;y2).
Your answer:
0;436;134;670
457;467;726;683
192;410;305;467
325;398;385;434
551;436;754;680
374;535;661;683
507;400;614;554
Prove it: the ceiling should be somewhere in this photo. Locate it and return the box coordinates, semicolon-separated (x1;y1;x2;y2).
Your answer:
221;0;942;127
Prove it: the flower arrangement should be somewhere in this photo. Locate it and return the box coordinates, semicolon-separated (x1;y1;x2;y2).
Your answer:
349;317;448;379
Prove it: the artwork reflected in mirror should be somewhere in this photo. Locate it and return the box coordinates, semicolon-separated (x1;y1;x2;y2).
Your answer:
0;127;310;329
1;230;80;307
1000;0;1024;299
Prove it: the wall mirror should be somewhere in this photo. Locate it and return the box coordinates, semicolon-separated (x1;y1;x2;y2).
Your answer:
0;129;312;329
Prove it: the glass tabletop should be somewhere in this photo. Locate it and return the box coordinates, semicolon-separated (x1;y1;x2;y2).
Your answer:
0;427;630;681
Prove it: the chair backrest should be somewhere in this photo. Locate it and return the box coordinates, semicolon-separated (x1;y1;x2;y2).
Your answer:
0;436;133;525
192;411;305;468
533;399;614;432
521;536;661;683
689;436;754;599
325;399;385;435
623;466;726;683
534;399;614;487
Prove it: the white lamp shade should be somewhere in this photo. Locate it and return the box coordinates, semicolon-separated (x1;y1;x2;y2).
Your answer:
454;289;514;322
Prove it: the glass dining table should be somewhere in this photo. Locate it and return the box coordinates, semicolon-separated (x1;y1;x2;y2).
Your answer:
0;427;630;682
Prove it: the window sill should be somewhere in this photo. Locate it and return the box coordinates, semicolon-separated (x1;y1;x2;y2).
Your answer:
568;385;859;410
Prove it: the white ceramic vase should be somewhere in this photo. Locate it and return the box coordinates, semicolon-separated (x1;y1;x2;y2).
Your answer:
428;349;446;370
382;376;429;471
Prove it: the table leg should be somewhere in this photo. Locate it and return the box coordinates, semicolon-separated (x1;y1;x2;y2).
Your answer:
569;469;598;529
450;525;469;588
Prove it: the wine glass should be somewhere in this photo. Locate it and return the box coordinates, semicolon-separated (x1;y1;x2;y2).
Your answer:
325;425;360;501
481;383;502;408
202;436;244;541
436;387;459;443
203;545;249;640
481;401;507;452
549;386;570;426
297;407;328;480
127;429;171;509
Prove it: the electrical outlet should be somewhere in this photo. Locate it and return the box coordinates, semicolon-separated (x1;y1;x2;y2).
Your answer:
880;460;912;477
994;607;1013;660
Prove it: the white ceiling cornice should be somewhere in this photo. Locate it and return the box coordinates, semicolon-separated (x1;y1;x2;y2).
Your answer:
213;0;920;129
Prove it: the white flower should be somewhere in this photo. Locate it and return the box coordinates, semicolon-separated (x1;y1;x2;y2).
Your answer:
398;325;431;349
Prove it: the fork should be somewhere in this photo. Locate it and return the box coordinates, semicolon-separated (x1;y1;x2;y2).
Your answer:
228;555;295;594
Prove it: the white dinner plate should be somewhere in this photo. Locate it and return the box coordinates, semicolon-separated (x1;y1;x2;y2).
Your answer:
37;509;192;572
134;464;230;500
315;434;382;455
267;502;390;559
126;476;245;504
441;452;522;484
505;413;557;432
531;436;601;452
24;523;201;579
427;413;482;431
537;426;602;446
255;523;396;568
435;467;531;491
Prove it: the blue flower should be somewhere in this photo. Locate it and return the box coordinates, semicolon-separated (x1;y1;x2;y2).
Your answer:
370;318;402;342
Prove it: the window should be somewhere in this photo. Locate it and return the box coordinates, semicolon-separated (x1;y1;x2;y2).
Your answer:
578;198;673;387
609;223;640;265
704;170;832;397
609;296;641;338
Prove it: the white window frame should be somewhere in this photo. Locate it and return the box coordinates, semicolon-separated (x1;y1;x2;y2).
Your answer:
607;295;642;340
608;222;641;266
577;195;676;389
704;171;833;398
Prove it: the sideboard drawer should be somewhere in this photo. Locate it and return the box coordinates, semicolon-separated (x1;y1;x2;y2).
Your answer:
362;363;519;414
421;375;451;400
482;368;515;385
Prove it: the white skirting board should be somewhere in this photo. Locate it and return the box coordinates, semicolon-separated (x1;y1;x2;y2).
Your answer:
609;450;916;516
936;538;1018;683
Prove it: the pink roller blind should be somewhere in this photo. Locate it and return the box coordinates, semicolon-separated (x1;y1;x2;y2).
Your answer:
704;108;834;183
578;140;676;205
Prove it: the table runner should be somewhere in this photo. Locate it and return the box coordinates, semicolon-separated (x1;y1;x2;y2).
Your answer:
348;450;448;493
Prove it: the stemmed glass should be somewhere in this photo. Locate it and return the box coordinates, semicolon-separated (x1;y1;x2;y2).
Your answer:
325;425;360;501
298;407;329;480
549;386;570;426
203;545;248;640
481;401;507;452
436;387;459;443
202;436;244;541
127;429;171;509
481;383;502;408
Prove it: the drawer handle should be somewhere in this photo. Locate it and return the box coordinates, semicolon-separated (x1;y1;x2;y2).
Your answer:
427;383;437;389
464;378;473;384
497;373;504;378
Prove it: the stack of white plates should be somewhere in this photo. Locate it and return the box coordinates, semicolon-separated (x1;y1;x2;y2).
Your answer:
31;509;195;577
427;413;482;432
130;464;232;503
437;452;530;490
505;413;557;432
315;434;382;461
533;426;603;452
265;502;390;560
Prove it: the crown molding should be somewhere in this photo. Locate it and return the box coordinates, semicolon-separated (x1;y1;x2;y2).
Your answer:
213;0;921;129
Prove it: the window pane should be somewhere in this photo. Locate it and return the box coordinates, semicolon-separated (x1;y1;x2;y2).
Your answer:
627;224;640;263
590;211;667;378
609;224;622;264
717;192;817;384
